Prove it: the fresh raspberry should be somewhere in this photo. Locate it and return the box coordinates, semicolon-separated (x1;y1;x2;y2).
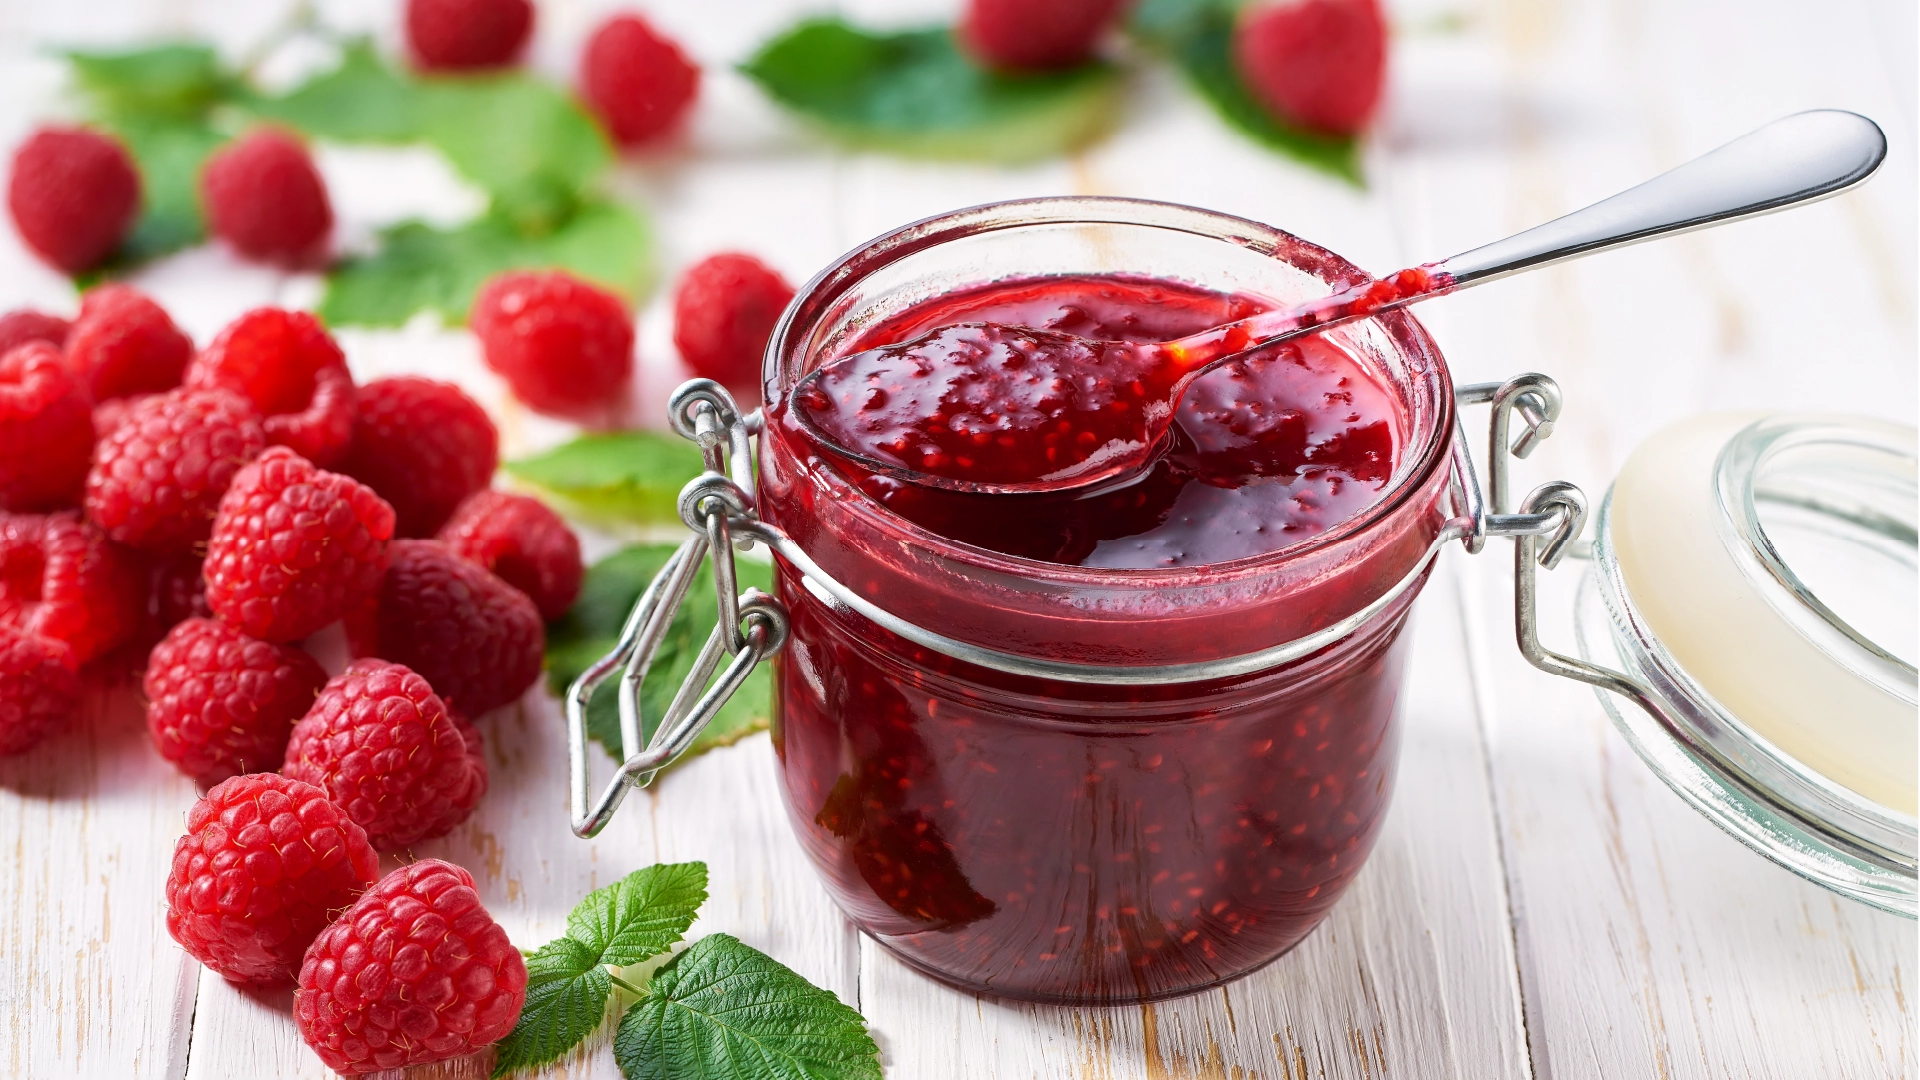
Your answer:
92;393;153;441
1234;0;1387;136
580;14;700;147
437;491;581;621
338;377;497;538
85;388;267;554
351;540;543;716
144;617;329;786
0;625;79;756
470;270;633;421
405;0;534;71
201;129;333;266
165;773;380;987
0;511;142;665
186;308;356;467
65;284;194;400
204;448;396;643
0;342;94;512
0;309;72;356
295;858;526;1074
671;253;793;399
958;0;1126;71
282;659;488;851
6;126;141;274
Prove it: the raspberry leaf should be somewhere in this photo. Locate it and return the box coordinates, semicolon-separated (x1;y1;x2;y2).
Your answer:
612;934;881;1080
1127;0;1362;184
504;432;705;526
65;44;231;120
742;19;1122;164
492;863;710;1078
97;115;227;264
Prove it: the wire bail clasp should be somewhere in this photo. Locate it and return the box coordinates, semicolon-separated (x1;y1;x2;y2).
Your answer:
564;381;789;839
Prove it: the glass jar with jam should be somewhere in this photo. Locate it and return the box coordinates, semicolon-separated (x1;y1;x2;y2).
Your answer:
752;197;1457;1004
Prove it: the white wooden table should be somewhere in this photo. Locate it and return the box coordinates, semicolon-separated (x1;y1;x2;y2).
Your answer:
2;0;1913;1077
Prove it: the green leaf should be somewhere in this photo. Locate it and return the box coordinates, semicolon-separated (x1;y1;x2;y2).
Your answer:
613;934;881;1080
97;113;227;263
243;41;425;141
544;543;775;770
492;863;709;1077
742;19;1122;163
504;432;706;525
1127;0;1362;184
317;200;651;326
65;43;230;119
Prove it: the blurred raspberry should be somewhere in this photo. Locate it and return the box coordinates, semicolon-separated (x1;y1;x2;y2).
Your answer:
338;377;496;538
959;0;1126;71
671;253;793;400
580;13;700;147
65;284;193;401
471;270;633;421
92;394;152;441
437;491;582;621
352;539;543;716
0;511;142;665
295;858;526;1074
204;448;395;643
405;0;534;71
0;342;94;512
187;308;356;467
0;624;79;756
201;129;333;266
1234;0;1386;136
0;309;71;356
6;126;141;273
282;659;488;851
165;773;380;986
145;617;329;786
85;388;266;554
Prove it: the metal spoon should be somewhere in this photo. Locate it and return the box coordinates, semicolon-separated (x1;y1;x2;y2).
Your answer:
789;109;1887;496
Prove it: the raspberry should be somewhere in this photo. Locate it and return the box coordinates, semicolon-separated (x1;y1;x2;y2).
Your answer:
470;270;633;421
580;14;700;147
85;388;267;554
201;129;333;266
187;308;356;467
405;0;534;71
338;377;497;538
6;126;140;274
0;625;79;756
165;773;381;987
295;858;526;1074
282;659;488;851
437;491;582;621
0;511;142;665
204;448;396;643
65;284;194;400
671;253;793;399
0;308;72;356
1233;0;1386;136
958;0;1126;71
145;617;329;786
92;394;150;441
0;342;94;512
352;540;543;716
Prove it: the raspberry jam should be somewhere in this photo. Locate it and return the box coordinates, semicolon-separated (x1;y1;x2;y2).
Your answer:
757;199;1455;1004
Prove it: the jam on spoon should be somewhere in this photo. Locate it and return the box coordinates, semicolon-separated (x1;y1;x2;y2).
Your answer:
790;109;1886;496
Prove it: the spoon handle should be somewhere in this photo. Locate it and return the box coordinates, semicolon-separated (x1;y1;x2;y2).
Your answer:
1435;109;1885;286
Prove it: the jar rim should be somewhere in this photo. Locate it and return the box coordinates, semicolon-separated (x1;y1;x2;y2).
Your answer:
762;195;1457;585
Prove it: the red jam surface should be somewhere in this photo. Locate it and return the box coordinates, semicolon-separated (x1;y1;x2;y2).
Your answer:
765;273;1437;1003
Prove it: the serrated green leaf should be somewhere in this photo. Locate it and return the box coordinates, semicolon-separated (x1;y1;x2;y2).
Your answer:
504;432;705;525
742;19;1122;163
96;113;227;264
545;542;774;771
613;934;881;1080
317;200;651;327
66;43;230;119
243;41;424;141
492;864;709;1077
1127;0;1362;184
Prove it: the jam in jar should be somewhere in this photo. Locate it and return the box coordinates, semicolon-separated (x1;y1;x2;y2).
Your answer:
757;199;1454;1004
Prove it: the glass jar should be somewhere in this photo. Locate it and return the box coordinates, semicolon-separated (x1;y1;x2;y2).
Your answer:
755;197;1457;1004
